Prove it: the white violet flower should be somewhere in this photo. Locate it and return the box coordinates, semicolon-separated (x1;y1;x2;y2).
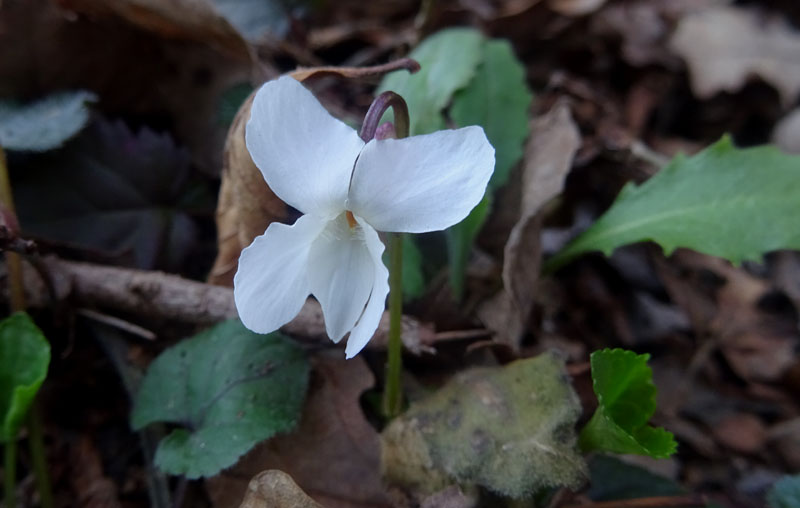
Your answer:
234;76;495;358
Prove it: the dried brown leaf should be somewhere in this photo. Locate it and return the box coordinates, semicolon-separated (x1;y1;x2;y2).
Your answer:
238;470;323;508
288;58;420;82
669;6;800;107
55;0;252;59
207;356;391;508
208;92;288;286
478;102;580;347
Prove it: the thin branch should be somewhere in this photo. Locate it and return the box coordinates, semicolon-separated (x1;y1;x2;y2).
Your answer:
561;494;708;508
14;255;436;354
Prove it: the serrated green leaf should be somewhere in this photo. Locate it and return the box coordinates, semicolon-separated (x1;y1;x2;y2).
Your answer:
131;319;309;478
382;352;587;498
545;136;800;272
13;118;214;271
768;475;800;508
0;312;51;442
451;39;532;190
446;196;490;300
377;28;485;135
579;348;676;458
0;91;96;152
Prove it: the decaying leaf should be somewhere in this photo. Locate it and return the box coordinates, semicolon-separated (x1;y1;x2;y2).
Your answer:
478;103;580;347
208;60;421;286
549;0;606;16
207;355;391;508
656;251;798;383
55;0;290;59
382;352;587;498
238;470;322;508
669;6;800;107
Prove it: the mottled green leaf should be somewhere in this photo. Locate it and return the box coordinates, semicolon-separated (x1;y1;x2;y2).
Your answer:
579;349;676;458
0;91;96;152
545;136;800;272
382;352;587;498
377;28;484;135
0;312;50;442
131;320;309;478
446;196;490;300
768;475;800;508
451;39;532;190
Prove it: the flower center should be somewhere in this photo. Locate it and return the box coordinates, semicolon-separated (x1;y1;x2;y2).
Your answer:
345;210;358;229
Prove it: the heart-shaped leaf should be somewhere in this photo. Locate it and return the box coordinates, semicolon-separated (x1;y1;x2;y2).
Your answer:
131;319;309;478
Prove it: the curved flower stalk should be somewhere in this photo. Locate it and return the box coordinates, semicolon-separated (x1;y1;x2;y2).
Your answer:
234;76;495;358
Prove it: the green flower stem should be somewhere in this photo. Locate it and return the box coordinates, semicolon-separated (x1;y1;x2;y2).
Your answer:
5;437;16;508
0;146;53;508
382;232;404;417
360;91;411;419
27;404;53;508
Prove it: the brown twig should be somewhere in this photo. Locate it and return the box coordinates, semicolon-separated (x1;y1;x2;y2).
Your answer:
561;494;708;508
13;255;435;354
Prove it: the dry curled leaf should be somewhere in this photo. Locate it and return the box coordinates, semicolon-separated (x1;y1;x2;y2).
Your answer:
238;470;322;508
669;6;800;107
55;0;253;59
478;102;580;347
207;355;391;508
208;59;420;286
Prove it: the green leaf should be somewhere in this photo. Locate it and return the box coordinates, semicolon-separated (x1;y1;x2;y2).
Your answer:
446;196;490;300
451;39;532;190
381;236;426;302
0;312;51;442
377;28;485;135
579;349;676;458
218;83;254;127
382;352;587;498
768;475;800;508
13;118;214;271
131;319;309;478
545;136;800;272
0;91;96;152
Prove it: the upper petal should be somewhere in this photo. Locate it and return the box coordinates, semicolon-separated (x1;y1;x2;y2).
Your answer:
234;214;326;333
345;217;389;359
246;76;365;218
307;214;375;343
347;126;495;233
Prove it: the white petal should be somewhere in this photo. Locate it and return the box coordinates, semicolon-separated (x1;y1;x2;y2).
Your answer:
234;214;326;333
345;217;389;359
348;126;495;233
246;76;364;218
307;214;375;343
